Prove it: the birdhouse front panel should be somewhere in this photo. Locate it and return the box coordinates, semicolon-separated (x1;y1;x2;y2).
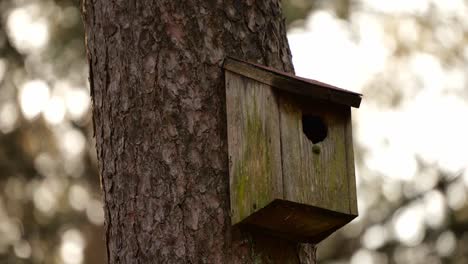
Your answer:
279;95;358;216
224;57;362;243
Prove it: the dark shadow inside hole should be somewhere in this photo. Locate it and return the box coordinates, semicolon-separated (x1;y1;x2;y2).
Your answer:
302;115;328;144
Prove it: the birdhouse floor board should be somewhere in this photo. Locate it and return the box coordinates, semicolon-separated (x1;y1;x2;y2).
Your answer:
238;199;357;243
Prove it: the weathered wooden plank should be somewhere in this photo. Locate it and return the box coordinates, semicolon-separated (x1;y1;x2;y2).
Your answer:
241;199;357;243
344;108;358;215
279;94;350;215
225;71;283;225
223;58;362;108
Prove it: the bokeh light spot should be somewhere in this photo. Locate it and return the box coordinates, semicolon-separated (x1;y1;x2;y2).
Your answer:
6;5;49;53
13;240;31;259
362;225;387;249
436;231;456;257
393;204;425;246
65;88;90;120
61;129;86;157
68;185;90;211
44;96;66;125
60;229;85;264
423;190;446;229
19;80;50;120
0;102;18;133
86;199;104;225
0;59;6;82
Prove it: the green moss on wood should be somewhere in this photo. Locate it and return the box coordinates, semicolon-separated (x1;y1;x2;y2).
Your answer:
233;99;273;222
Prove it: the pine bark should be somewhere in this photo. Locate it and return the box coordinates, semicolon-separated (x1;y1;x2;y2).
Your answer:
81;0;316;263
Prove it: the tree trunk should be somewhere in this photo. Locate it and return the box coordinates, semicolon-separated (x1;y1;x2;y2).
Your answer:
81;0;316;263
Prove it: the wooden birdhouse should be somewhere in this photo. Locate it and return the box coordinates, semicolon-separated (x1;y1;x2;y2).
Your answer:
224;57;362;243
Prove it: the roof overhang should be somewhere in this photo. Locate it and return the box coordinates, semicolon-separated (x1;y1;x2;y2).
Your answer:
223;57;362;108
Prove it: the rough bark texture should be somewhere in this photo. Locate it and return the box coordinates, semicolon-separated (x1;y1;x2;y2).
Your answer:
81;0;317;263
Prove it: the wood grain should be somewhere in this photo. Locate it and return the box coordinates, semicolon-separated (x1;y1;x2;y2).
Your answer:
344;108;358;215
224;58;362;108
226;72;283;225
279;94;351;215
225;69;359;244
241;199;357;243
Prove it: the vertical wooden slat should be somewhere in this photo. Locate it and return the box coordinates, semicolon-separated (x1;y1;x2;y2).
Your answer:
279;95;350;215
226;72;283;225
344;108;358;215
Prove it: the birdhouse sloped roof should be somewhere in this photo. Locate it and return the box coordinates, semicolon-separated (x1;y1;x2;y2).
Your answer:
223;57;362;108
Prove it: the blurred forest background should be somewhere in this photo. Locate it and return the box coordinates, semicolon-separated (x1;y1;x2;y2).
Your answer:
0;0;467;263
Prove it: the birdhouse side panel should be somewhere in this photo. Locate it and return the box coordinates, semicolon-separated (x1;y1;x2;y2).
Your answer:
279;95;351;215
225;72;283;225
344;108;358;215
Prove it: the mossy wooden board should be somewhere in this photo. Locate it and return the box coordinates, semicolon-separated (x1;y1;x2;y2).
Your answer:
278;95;354;215
225;71;283;225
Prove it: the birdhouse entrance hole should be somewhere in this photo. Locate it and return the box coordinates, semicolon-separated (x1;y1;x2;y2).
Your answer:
302;115;327;144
